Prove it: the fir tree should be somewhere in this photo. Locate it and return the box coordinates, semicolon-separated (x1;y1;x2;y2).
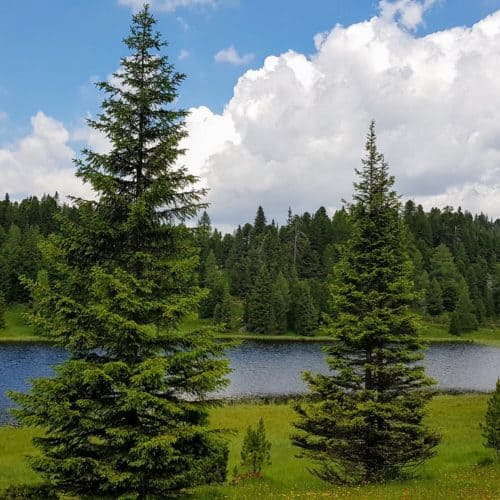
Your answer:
293;122;439;484
480;379;500;460
10;7;229;498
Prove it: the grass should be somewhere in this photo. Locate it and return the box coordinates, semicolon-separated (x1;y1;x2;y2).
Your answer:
0;395;498;498
2;306;500;346
0;305;49;343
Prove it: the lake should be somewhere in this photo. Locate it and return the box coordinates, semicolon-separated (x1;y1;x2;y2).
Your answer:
1;341;499;423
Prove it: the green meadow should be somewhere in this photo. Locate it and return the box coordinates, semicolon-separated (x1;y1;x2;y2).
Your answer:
1;394;498;498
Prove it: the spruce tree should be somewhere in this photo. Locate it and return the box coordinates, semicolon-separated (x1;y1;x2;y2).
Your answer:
246;265;275;333
240;418;272;475
293;122;439;484
449;281;478;335
272;271;290;333
213;285;235;331
425;278;444;316
291;280;318;336
480;379;500;460
10;7;229;498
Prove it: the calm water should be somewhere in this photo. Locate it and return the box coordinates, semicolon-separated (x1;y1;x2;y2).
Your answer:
1;341;499;423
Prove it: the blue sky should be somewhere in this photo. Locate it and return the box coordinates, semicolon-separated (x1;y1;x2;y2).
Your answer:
2;0;500;225
2;0;499;135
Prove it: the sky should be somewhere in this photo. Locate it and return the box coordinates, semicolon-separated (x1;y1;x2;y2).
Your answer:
2;0;500;229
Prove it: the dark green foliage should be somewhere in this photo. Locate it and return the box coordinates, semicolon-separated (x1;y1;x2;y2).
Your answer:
293;123;440;484
426;278;444;316
253;206;267;236
241;418;272;475
1;483;57;499
290;280;317;336
246;265;275;333
480;379;500;460
449;282;478;334
213;286;236;331
0;292;5;328
9;7;228;498
272;272;290;333
430;244;462;312
199;250;228;319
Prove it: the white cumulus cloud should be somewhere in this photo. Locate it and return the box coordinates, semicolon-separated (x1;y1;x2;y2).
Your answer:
379;0;439;31
182;9;500;226
214;46;255;65
0;112;93;200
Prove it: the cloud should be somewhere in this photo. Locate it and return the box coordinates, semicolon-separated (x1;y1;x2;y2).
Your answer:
0;112;93;200
181;9;500;226
176;16;189;31
179;49;190;60
214;46;255;65
0;111;7;122
379;0;439;31
118;0;215;13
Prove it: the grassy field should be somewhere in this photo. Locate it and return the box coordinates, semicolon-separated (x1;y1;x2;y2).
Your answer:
0;395;498;498
0;305;46;343
2;305;500;346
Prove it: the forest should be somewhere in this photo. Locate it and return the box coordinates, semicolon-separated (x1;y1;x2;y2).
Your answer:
1;192;499;335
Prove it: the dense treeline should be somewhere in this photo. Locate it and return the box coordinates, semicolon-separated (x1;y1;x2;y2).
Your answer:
0;192;499;335
196;203;500;335
0;194;78;303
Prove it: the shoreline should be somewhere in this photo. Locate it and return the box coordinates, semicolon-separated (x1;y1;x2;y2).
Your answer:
0;333;490;346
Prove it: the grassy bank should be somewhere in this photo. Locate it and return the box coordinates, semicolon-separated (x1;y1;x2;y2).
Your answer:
2;306;500;346
1;395;498;498
0;305;47;343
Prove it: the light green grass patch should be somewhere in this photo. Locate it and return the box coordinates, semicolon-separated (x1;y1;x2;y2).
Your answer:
2;395;497;498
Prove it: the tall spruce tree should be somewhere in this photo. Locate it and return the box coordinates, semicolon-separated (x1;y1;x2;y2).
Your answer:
246;264;275;333
10;7;229;498
293;122;439;484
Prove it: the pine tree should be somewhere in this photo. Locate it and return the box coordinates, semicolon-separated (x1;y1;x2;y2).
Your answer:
480;379;500;460
10;7;229;498
293;122;439;484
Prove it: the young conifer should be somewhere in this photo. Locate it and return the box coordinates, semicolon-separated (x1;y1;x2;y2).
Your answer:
240;418;272;475
10;6;229;498
480;379;500;460
293;122;440;484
